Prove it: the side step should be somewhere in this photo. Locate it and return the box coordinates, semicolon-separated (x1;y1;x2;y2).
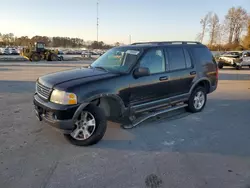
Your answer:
121;103;188;129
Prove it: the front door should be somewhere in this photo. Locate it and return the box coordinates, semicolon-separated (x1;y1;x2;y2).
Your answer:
129;48;171;107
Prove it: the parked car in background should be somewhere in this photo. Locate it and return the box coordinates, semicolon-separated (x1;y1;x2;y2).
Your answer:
11;48;19;55
218;51;250;70
242;51;250;68
57;51;64;61
3;48;11;55
81;50;92;57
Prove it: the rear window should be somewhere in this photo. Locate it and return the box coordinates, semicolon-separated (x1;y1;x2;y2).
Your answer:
166;47;186;71
165;47;193;71
191;47;213;65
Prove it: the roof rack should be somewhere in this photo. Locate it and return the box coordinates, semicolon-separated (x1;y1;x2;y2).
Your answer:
131;41;202;45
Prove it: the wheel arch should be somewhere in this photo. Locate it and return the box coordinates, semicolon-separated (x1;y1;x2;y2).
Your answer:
80;94;127;118
190;78;211;94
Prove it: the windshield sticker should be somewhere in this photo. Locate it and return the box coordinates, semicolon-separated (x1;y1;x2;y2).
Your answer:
126;50;140;55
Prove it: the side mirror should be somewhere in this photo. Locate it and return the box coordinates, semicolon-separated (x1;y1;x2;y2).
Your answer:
133;67;150;78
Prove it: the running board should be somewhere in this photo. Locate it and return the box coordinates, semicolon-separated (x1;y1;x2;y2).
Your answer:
121;103;188;129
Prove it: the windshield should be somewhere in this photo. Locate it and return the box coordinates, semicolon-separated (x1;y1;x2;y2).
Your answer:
90;47;142;73
223;52;242;56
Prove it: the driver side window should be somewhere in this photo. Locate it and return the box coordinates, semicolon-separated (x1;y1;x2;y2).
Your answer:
139;49;165;74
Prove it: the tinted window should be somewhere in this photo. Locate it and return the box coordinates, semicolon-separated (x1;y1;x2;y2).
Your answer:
37;43;44;48
140;49;165;74
167;47;186;70
184;49;192;68
192;47;212;65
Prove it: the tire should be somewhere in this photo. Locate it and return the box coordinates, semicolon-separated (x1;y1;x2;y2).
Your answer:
186;86;207;113
50;53;58;61
218;62;223;69
58;56;63;61
236;65;241;70
64;104;107;146
248;66;250;69
31;53;41;62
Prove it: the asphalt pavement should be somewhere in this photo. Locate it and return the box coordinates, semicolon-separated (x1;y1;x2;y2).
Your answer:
0;63;250;188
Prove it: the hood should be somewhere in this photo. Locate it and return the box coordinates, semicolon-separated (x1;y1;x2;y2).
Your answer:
38;67;116;89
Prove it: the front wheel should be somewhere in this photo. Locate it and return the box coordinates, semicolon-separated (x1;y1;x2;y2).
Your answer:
186;87;207;113
50;54;58;61
31;53;41;62
64;104;107;146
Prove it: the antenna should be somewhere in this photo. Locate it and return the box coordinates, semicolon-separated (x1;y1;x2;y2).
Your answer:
97;1;99;42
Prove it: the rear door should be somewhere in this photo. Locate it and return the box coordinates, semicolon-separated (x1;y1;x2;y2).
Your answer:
164;46;196;97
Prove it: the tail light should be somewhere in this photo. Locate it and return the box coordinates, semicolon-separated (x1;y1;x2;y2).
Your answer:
212;56;218;80
216;66;218;80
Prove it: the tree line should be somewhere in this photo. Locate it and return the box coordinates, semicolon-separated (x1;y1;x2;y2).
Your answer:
197;6;250;51
0;33;119;49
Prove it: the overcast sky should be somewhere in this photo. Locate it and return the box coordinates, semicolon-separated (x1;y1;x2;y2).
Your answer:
0;0;249;44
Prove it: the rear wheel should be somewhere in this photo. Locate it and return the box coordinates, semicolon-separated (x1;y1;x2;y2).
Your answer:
31;53;41;62
236;65;242;70
64;104;107;146
218;62;223;69
186;87;207;113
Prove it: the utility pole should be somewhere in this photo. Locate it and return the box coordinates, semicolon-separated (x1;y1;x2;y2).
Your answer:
97;1;99;43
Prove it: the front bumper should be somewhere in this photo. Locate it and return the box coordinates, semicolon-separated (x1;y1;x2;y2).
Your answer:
33;94;87;133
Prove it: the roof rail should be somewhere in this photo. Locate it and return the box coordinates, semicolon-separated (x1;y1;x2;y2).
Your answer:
131;41;202;45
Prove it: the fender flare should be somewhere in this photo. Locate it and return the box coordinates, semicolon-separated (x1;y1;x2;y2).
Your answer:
78;93;127;115
189;78;212;94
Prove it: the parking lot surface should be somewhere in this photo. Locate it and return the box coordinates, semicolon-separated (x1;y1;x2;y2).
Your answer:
0;63;250;188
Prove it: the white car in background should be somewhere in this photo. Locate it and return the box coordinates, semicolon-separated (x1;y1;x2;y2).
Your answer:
0;48;4;55
242;51;250;68
3;48;11;55
218;51;250;70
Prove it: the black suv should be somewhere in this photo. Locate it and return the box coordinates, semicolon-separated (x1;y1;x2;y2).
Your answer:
34;41;218;146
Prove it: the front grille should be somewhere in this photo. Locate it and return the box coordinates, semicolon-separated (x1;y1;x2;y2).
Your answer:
36;82;51;99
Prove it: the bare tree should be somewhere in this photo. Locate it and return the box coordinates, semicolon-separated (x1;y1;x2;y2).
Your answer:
197;12;211;43
225;7;248;44
114;42;120;46
242;20;250;49
208;13;219;45
216;23;228;45
233;8;248;43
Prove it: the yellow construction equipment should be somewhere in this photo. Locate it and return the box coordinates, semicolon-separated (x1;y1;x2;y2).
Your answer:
20;42;58;62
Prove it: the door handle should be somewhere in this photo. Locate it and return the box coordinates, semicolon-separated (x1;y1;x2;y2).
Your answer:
159;76;169;81
190;71;196;75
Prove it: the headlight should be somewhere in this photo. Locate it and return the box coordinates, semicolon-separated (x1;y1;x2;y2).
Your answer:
50;90;77;105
